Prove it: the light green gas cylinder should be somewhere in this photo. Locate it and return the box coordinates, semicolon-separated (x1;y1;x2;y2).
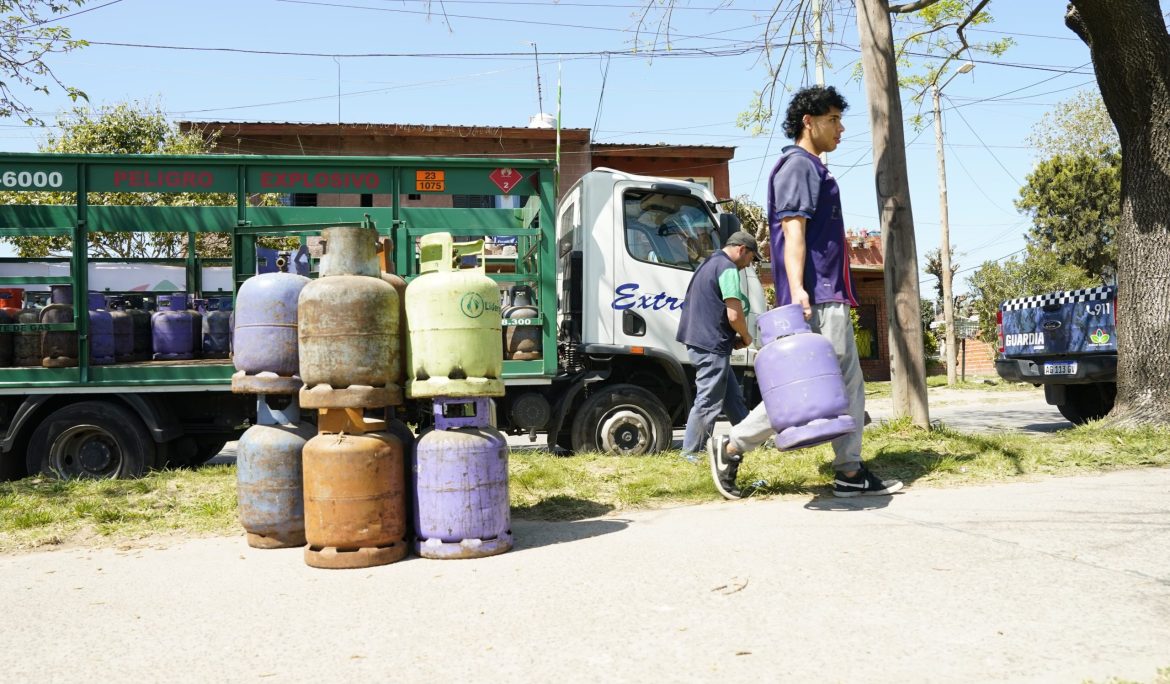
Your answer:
406;232;504;398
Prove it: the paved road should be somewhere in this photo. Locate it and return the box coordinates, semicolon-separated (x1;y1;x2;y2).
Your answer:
3;467;1168;682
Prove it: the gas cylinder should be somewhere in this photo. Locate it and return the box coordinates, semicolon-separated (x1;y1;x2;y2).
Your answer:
87;293;115;366
0;288;22;318
0;309;11;367
406;233;504;398
413;397;512;559
13;307;40;367
202;297;232;359
377;237;408;405
152;293;196;361
106;298;134;363
185;300;203;358
122;297;152;361
40;285;77;368
299;225;401;409
233;255;311;395
754;303;856;450
501;284;541;361
302;430;408;569
236;397;314;549
0;289;19;367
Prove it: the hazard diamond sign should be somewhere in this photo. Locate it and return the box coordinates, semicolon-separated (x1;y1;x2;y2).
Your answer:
489;167;521;194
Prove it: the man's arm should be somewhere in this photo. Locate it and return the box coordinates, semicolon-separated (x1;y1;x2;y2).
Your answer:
781;215;811;320
725;297;752;349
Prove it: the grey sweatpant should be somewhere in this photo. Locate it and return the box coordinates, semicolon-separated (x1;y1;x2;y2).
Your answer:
728;301;865;472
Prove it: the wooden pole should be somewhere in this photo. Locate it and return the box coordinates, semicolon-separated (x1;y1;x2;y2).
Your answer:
855;0;930;426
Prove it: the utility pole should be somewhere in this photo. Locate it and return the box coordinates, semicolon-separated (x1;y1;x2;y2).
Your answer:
812;0;828;163
932;62;974;386
855;0;930;427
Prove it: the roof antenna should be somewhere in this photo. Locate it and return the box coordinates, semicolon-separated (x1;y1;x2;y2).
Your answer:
531;42;544;118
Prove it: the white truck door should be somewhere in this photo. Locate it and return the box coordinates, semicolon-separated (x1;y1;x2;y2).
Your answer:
609;183;725;361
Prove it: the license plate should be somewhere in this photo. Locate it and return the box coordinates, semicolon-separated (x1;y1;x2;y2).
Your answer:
1043;362;1078;376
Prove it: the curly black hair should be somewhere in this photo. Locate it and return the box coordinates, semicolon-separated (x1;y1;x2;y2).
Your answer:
782;86;849;140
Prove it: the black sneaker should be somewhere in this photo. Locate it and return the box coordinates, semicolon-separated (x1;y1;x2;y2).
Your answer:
833;465;903;498
708;435;742;500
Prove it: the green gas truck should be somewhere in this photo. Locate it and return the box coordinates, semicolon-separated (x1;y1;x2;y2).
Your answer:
0;151;757;480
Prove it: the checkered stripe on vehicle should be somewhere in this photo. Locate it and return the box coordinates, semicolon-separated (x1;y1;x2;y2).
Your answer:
1001;285;1115;312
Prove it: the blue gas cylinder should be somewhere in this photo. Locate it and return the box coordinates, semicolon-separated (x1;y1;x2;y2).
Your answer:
413;397;512;559
233;258;311;395
754;303;856;450
237;406;315;549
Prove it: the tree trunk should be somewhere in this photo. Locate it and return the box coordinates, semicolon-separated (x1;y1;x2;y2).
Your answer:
1067;0;1170;426
856;0;930;426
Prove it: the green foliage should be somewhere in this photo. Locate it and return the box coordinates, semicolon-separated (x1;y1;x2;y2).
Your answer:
920;298;939;358
895;1;1014;112
1027;89;1118;159
0;102;292;259
966;246;1097;345
922;246;959;311
1016;151;1120;278
0;1;89;125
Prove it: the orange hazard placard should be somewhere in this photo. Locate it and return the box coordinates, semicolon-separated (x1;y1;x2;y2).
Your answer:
416;170;445;192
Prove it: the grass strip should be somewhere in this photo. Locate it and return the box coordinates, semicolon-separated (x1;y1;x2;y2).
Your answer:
1;422;1167;552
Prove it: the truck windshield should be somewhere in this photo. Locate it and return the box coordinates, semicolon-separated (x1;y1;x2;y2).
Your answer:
623;190;720;271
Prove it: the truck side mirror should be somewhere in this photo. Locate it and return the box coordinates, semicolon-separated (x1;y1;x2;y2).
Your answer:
718;213;740;243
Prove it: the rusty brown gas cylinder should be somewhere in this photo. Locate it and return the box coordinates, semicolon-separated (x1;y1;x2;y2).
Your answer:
302;430;408;569
298;225;402;409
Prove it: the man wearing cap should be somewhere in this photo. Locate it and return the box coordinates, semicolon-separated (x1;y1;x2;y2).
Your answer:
675;230;760;463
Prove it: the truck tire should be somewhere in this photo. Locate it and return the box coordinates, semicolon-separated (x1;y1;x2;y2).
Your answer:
1057;382;1116;425
570;383;672;456
26;401;154;480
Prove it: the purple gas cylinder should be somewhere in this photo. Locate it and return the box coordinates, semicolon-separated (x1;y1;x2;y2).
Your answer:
413;397;512;559
754;303;857;450
188;300;204;358
152;293;196;360
232;255;311;395
86;293;115;366
202;297;232;359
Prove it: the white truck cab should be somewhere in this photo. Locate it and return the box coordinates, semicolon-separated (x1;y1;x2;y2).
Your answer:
545;168;766;454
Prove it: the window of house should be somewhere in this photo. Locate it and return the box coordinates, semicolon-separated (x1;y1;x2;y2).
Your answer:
290;193;317;207
622;189;720;271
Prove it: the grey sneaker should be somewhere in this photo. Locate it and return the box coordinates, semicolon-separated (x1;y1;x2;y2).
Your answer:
708;435;742;500
833;465;903;497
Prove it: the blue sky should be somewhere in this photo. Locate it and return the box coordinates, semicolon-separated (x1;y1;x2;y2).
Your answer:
2;0;1166;293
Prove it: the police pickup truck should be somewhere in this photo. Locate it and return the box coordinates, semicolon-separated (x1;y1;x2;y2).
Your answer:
994;285;1117;424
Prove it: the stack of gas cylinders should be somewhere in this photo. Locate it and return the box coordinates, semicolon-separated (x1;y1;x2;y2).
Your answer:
231;253;314;551
0;286;235;369
296;225;411;569
406;232;512;559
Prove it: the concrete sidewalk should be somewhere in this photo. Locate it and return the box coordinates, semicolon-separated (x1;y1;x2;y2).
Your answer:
3;468;1169;683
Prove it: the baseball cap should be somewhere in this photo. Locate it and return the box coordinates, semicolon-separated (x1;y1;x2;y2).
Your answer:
724;231;760;258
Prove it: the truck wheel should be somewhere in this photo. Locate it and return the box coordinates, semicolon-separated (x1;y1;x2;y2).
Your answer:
26;401;154;480
1057;382;1116;424
570;384;672;456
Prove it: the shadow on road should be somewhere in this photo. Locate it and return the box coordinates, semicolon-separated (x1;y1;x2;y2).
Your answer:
803;494;897;512
510;515;630;552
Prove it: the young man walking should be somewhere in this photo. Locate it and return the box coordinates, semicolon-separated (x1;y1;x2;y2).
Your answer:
708;85;903;500
675;231;760;463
